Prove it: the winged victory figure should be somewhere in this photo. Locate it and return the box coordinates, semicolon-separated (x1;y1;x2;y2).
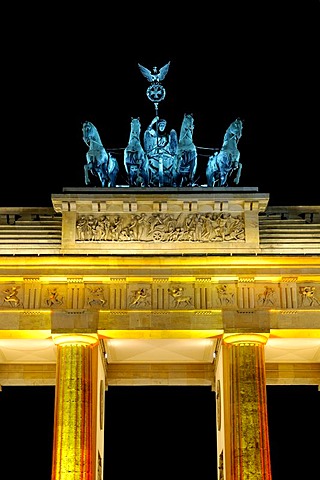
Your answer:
138;62;171;83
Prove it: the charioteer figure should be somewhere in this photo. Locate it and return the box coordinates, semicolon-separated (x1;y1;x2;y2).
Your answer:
144;116;178;187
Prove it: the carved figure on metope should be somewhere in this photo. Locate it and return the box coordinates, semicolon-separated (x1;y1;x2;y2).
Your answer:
257;286;276;306
82;121;119;187
46;288;64;307
206;117;243;187
168;287;192;307
129;288;150;307
87;287;106;307
2;286;22;307
299;286;320;306
216;284;234;305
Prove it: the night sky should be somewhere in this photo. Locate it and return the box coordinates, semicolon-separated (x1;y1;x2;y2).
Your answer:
0;1;319;479
1;2;319;207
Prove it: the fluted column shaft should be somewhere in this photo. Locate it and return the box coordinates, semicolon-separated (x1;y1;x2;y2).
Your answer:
51;334;99;480
222;334;272;480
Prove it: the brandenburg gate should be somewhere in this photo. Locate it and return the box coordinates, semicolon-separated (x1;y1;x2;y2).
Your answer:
0;186;319;479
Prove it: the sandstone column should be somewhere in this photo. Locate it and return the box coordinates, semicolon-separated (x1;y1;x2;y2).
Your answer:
51;334;105;480
216;333;272;480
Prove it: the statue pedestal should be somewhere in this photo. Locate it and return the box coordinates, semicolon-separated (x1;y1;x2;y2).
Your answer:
52;187;269;255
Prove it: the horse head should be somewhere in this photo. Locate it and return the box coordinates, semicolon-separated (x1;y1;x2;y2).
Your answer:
129;117;141;138
82;121;103;147
226;118;243;142
179;113;195;143
82;121;93;146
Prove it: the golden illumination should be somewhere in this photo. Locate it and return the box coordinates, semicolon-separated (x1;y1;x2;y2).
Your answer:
223;333;270;345
0;329;52;339
270;329;320;338
98;329;223;339
52;334;99;346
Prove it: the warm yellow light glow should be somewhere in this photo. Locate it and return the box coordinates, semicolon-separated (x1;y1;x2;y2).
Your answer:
0;254;319;275
270;329;320;338
0;329;52;339
52;333;99;346
223;333;270;345
98;329;223;339
0;277;25;282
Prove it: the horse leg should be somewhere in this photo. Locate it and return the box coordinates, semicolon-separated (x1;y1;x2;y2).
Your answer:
233;163;242;184
109;167;119;187
220;173;228;187
141;165;149;187
84;165;90;185
99;171;106;188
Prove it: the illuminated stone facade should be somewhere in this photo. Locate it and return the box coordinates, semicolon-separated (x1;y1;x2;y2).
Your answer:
0;188;319;480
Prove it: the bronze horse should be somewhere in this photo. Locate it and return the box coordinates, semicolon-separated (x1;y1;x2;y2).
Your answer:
82;121;119;187
206;118;243;187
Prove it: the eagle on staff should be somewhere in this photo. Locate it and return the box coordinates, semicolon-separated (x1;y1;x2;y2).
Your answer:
138;61;171;84
138;61;171;112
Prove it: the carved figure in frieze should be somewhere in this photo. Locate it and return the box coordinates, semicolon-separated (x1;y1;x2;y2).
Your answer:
111;216;124;241
75;212;245;243
168;287;192;307
299;286;320;306
2;286;22;307
77;216;88;241
86;215;97;241
216;284;234;305
87;287;106;307
95;216;108;241
46;288;64;307
129;288;150;307
137;213;151;241
257;286;276;306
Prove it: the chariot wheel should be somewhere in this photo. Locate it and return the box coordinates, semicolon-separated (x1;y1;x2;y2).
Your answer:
152;230;164;241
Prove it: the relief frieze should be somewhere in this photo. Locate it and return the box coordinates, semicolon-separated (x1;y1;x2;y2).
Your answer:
76;212;245;243
299;286;320;307
256;286;278;307
129;287;150;307
45;287;64;307
1;286;23;307
216;284;235;306
0;282;319;313
168;286;193;307
86;286;107;308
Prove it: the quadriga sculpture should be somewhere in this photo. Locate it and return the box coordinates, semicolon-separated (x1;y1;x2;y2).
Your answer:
174;113;198;187
124;117;149;187
206;118;243;187
82;121;119;187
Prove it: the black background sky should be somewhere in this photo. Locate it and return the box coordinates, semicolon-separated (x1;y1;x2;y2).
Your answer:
1;1;319;207
0;384;319;479
0;1;319;479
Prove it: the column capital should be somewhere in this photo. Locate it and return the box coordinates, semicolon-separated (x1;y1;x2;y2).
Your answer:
52;333;99;346
223;332;270;345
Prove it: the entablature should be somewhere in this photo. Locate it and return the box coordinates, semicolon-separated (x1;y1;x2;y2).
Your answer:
51;188;269;254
